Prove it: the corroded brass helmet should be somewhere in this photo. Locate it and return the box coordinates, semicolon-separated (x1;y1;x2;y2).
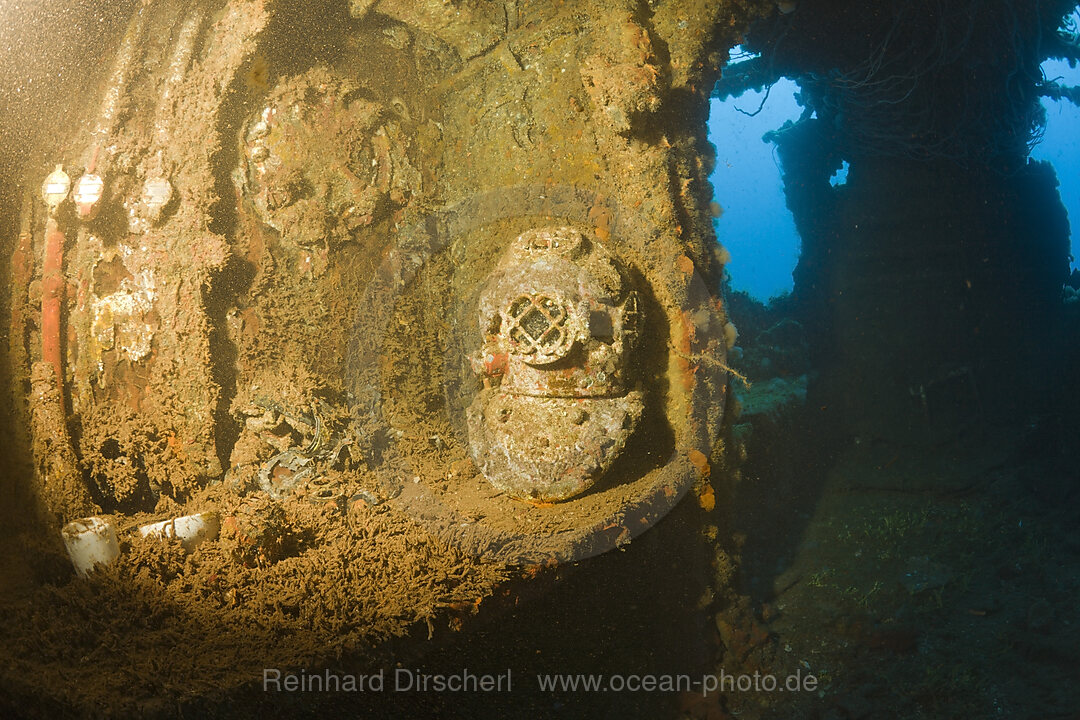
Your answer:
467;226;643;502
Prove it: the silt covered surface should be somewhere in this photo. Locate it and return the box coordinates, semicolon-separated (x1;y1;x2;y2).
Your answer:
0;0;760;715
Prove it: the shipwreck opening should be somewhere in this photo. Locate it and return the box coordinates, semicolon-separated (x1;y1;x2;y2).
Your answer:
1035;15;1080;274
715;0;1079;444
707;49;802;303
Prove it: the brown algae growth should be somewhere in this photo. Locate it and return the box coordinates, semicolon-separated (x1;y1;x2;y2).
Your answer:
0;0;768;713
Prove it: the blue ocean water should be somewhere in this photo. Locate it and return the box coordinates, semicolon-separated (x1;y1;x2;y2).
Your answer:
707;80;802;302
1035;57;1080;275
710;53;1080;302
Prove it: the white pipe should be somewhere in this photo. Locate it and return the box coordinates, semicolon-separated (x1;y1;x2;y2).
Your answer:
61;517;121;578
138;512;220;551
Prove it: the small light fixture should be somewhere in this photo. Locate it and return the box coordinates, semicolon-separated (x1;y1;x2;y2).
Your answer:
41;164;71;211
73;172;105;219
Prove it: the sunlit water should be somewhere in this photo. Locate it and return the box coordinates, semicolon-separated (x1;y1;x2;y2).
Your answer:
710;51;1080;302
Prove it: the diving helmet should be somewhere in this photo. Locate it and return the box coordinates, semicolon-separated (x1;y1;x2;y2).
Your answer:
466;226;644;502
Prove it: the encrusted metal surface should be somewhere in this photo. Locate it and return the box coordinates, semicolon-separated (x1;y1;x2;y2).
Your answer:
467;226;644;501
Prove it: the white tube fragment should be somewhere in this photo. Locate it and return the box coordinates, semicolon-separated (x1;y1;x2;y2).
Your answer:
138;512;220;551
62;517;121;578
